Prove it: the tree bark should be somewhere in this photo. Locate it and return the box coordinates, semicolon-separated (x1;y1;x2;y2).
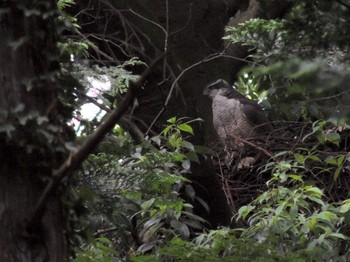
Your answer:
0;1;67;260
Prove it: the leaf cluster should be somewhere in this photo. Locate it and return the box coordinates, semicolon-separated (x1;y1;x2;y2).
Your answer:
73;118;211;260
225;1;350;121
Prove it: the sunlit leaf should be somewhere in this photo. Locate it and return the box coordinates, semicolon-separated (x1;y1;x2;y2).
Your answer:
178;123;193;134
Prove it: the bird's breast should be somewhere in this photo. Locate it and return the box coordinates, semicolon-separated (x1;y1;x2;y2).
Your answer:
212;96;256;140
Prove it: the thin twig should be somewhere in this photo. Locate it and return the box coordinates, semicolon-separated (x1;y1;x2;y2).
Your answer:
335;0;350;9
146;46;233;135
229;134;274;158
307;90;350;102
93;227;118;237
216;154;237;214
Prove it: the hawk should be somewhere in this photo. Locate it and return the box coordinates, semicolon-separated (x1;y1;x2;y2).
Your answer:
204;79;272;150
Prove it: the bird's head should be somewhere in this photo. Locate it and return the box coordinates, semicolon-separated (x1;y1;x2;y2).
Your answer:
203;79;231;98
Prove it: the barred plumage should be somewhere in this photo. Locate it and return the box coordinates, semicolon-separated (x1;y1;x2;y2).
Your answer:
204;79;272;149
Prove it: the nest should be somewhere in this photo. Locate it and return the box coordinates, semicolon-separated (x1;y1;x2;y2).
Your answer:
211;121;350;214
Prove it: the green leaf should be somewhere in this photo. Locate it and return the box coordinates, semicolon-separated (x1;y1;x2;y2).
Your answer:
151;136;161;146
325;156;338;166
317;211;337;221
304;186;323;197
290;204;298;219
307;154;322;162
308;217;318;230
325;132;340;146
185;151;200;164
238;205;255;220
167;117;177;124
178;123;193;134
137;243;155;253
162;125;172;136
288;174;303;183
194;145;213;155
306;195;323;206
294;153;305;164
275;203;285;216
181;211;207;223
141;198;155;210
182;141;195;151
185;185;195;201
170;219;190;238
328;233;349;240
195;197;210;213
334;166;342;181
143;217;162;230
338;154;345;166
339;202;350;213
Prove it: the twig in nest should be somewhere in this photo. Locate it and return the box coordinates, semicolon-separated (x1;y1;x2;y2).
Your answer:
229;134;274;158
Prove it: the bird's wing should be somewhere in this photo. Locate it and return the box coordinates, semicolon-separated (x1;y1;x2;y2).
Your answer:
241;102;272;133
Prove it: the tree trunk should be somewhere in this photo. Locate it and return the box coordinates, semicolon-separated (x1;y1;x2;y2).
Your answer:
0;1;67;260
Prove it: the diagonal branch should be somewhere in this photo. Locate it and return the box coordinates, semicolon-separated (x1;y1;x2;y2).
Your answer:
27;55;165;229
76;90;145;142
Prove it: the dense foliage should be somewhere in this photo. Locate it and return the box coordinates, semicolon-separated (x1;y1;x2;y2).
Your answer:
55;0;350;261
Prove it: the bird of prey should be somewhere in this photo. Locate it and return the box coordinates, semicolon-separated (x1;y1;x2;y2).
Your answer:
204;79;272;150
